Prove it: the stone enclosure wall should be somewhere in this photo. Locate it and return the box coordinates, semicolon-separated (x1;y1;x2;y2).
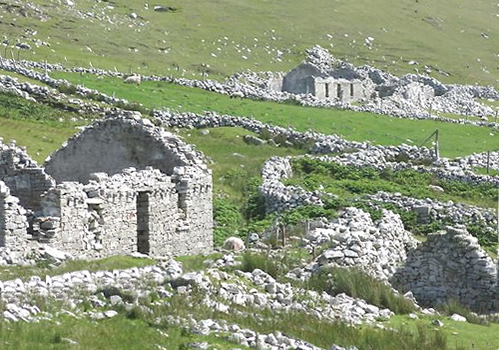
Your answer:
0;113;213;259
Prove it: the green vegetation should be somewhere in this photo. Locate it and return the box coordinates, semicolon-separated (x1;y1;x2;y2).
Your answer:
0;92;90;163
3;0;499;88
120;283;468;350
308;267;418;314
239;251;417;315
1;0;499;348
177;127;305;202
239;249;311;280
0;314;239;350
440;299;490;326
285;157;498;250
49;73;499;159
0;288;477;350
288;158;497;208
0;256;155;281
389;315;499;350
174;253;224;272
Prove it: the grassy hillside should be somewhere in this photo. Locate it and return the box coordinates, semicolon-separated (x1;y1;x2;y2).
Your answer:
1;1;499;349
2;0;499;85
49;72;499;159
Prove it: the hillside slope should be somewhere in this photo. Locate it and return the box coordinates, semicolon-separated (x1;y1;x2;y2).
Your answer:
1;0;498;84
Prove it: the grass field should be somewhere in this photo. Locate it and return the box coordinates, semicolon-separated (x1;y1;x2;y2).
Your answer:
389;315;499;350
1;0;499;87
50;72;499;159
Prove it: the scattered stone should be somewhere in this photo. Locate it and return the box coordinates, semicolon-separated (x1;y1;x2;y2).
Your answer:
450;314;467;322
223;237;245;251
432;319;444;327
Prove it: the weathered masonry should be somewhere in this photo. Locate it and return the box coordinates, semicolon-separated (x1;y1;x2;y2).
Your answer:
0;112;213;259
281;62;372;103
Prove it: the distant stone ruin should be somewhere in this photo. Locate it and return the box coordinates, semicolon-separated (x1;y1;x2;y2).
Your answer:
281;62;372;103
0;112;213;260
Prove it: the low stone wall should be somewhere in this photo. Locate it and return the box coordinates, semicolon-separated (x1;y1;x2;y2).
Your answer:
1;46;498;133
391;226;498;312
260;156;323;213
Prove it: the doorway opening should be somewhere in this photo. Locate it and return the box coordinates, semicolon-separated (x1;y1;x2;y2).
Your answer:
136;191;150;254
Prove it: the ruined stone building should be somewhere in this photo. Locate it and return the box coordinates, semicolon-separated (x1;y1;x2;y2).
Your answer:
281;62;373;103
0;112;213;260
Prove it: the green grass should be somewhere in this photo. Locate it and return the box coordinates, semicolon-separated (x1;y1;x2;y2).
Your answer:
177;127;306;201
0;313;240;350
175;253;224;272
2;0;499;88
0;118;78;164
0;91;96;163
287;158;498;209
0;255;155;281
390;314;499;350
144;286;462;350
50;73;499;159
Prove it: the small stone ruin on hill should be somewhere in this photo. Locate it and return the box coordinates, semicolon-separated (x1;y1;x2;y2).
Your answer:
0;111;213;261
270;45;498;118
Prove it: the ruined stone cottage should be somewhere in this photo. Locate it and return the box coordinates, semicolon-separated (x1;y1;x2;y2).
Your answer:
281;62;373;103
0;112;213;259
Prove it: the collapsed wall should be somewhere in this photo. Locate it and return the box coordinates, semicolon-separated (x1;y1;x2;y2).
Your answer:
391;226;498;312
0;181;29;255
0;138;55;211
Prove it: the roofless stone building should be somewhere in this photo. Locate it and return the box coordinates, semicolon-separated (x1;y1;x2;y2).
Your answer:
0;112;213;259
281;62;373;103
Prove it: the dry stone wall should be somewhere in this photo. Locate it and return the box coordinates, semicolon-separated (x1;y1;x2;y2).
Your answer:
33;168;209;258
44;113;203;183
173;166;213;255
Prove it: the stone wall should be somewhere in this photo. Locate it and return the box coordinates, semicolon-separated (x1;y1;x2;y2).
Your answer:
314;79;364;102
282;63;323;95
44;113;203;184
0;113;213;260
309;207;417;281
0;181;29;255
33;167;212;258
173;166;213;255
0;139;54;211
391;226;498;312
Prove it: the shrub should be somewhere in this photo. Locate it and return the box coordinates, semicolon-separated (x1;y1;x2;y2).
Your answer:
239;249;310;279
57;82;77;95
242;177;266;221
281;205;336;226
240;251;283;278
213;197;244;245
308;267;418;315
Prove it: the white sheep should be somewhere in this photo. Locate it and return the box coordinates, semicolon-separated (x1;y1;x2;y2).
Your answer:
124;74;141;85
